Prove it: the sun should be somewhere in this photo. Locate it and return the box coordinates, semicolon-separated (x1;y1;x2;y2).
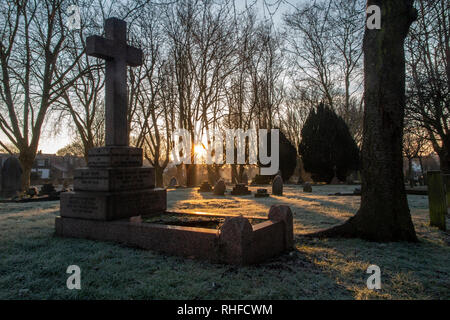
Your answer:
194;144;206;157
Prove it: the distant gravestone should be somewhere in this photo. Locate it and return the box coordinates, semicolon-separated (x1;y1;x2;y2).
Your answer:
254;189;269;198
1;157;22;198
169;177;178;188
272;175;283;196
198;181;212;192
303;182;312;193
330;175;341;185
40;183;56;196
213;180;226;195
231;183;251;195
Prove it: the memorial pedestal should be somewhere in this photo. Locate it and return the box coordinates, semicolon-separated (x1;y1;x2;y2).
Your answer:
60;146;166;221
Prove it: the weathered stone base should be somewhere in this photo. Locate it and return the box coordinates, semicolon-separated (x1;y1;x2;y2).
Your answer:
88;147;143;167
74;167;155;191
60;188;166;221
55;205;294;265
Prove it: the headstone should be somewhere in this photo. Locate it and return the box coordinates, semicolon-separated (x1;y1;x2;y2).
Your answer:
40;183;56;196
254;188;269;198
330;165;341;184
427;171;447;231
330;175;341;185
213;180;226;195
303;182;312;193
231;183;251;195
198;181;212;192
1;157;22;198
169;177;178;188
59;18;166;221
272;175;283;196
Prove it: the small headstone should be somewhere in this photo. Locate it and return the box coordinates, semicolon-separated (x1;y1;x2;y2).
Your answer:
169;177;178;188
303;182;312;193
40;183;56;196
231;183;251;195
254;188;269;198
198;181;212;192
213;180;226;195
272;175;283;196
330;175;341;185
1;157;22;198
330;166;342;184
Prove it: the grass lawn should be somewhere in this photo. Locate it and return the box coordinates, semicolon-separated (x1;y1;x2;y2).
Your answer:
1;185;449;299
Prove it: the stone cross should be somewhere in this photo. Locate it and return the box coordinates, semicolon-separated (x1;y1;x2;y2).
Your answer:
86;18;143;146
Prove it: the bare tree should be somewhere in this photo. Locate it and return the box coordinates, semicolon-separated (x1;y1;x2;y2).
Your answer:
0;0;86;189
309;0;418;242
406;0;450;173
284;0;365;141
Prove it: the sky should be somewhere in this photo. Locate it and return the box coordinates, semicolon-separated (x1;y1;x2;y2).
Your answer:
0;0;301;154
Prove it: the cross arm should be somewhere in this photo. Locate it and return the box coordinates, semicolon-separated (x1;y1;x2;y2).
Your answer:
126;46;143;67
86;35;115;60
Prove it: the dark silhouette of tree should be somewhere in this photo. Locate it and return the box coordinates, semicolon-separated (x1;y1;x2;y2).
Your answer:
308;0;418;242
299;103;360;183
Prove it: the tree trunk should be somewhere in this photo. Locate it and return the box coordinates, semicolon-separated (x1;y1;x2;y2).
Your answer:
438;136;450;174
155;165;164;188
308;0;418;242
231;164;238;184
186;164;197;187
408;158;414;188
18;150;35;191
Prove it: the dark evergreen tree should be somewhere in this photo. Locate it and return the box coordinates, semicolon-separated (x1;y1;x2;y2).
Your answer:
299;103;360;183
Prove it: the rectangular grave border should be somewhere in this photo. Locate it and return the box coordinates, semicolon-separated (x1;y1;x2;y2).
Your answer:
55;206;294;265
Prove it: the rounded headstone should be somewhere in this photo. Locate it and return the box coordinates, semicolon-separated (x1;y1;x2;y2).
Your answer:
303;182;312;193
272;175;283;196
219;217;253;265
213;180;226;195
40;183;56;196
169;177;178;187
1;157;22;198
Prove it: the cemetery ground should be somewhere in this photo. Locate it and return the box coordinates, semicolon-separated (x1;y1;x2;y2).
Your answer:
0;185;449;300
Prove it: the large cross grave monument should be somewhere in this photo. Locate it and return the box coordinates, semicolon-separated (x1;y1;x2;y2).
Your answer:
56;18;294;265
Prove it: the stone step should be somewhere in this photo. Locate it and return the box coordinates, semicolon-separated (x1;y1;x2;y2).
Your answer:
74;167;155;192
60;188;166;221
88;146;143;167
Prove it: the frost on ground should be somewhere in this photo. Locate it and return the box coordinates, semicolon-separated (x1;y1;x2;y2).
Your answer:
0;185;449;299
